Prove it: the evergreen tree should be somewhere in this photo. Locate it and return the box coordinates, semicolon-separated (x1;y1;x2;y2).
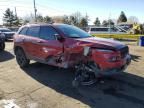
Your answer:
13;16;22;26
44;16;52;23
80;18;88;27
102;20;108;26
117;11;127;23
36;14;44;22
3;8;15;27
108;19;115;27
94;17;101;26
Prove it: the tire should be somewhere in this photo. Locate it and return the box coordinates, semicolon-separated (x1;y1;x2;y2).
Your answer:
15;48;30;68
0;42;5;51
72;74;96;87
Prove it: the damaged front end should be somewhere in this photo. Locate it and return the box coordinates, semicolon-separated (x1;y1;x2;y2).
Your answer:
72;46;100;87
71;46;131;87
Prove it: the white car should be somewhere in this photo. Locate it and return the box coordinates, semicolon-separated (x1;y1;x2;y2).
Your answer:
88;26;127;35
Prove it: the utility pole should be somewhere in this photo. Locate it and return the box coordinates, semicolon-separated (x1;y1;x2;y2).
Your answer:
15;7;17;17
108;12;111;34
33;0;37;22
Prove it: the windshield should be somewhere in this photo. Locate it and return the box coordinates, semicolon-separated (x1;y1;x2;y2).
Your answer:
0;29;11;32
56;24;91;38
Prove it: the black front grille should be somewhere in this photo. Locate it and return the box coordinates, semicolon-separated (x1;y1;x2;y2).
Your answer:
120;46;129;58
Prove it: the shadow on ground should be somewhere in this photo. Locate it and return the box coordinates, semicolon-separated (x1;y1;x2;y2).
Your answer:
22;62;144;108
130;54;141;62
5;39;13;42
116;39;137;42
0;51;14;62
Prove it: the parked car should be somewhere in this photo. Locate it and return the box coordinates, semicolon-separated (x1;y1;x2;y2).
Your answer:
88;26;127;35
0;28;15;40
14;24;131;87
0;31;5;51
8;27;19;32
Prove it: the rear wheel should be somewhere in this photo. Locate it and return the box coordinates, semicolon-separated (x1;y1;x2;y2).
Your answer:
0;42;5;51
15;48;30;68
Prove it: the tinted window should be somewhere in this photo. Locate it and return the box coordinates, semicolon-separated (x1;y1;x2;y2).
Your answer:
91;28;108;32
27;26;40;37
39;26;57;40
19;27;28;35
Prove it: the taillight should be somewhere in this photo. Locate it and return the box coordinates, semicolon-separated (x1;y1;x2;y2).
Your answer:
109;56;121;62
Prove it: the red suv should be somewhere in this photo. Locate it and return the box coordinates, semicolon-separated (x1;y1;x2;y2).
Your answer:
14;24;131;86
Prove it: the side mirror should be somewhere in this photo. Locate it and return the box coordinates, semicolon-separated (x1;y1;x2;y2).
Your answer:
54;34;65;42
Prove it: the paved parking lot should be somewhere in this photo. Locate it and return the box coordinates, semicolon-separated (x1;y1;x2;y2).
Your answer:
0;41;144;108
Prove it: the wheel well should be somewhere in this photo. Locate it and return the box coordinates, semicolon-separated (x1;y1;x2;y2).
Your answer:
14;46;23;54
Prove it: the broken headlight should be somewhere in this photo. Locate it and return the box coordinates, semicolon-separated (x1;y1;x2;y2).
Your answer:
83;46;90;56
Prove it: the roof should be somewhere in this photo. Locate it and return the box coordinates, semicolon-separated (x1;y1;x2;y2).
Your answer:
21;23;69;28
0;28;10;30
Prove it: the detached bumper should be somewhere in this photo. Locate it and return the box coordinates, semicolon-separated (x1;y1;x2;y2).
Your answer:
99;54;131;76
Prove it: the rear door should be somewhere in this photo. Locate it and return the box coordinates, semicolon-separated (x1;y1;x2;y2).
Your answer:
34;25;63;61
24;26;40;57
17;27;28;52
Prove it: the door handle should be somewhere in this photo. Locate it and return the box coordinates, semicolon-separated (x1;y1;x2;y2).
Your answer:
31;40;44;44
22;38;25;42
37;40;43;43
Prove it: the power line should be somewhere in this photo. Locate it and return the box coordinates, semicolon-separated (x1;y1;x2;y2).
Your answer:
0;0;72;14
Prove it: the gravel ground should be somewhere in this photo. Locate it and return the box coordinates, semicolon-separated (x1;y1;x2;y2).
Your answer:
0;41;144;108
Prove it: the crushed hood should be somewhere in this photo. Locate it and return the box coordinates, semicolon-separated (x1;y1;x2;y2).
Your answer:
75;37;126;50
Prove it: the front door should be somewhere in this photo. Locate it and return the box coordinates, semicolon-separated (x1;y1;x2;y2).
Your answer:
35;26;63;62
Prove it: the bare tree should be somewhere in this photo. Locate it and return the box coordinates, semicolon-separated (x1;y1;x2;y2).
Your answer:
128;16;139;24
71;12;82;26
52;16;65;23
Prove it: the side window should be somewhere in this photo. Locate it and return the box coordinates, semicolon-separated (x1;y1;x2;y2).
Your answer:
19;27;28;35
27;26;40;37
39;26;58;40
100;28;108;31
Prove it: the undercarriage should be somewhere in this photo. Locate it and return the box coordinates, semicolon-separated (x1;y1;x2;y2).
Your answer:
72;55;131;87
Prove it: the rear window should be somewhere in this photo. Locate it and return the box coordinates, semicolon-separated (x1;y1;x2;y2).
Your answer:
91;28;108;32
27;26;40;37
19;27;28;35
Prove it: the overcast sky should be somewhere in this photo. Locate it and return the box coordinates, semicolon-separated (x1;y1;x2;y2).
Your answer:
0;0;144;25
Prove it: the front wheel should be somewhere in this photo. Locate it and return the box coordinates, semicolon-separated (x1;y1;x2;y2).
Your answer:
72;63;97;87
15;48;30;68
0;42;5;51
